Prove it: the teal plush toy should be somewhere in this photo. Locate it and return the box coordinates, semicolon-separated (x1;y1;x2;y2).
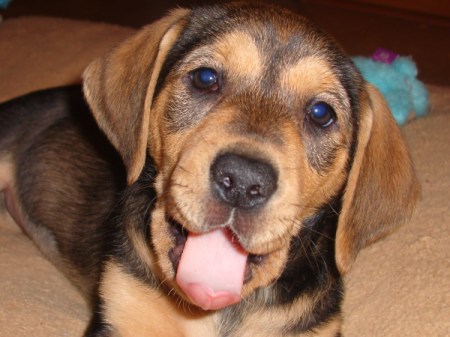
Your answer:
0;0;12;10
352;48;429;125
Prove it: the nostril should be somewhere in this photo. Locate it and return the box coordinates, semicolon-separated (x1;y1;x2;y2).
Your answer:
222;176;233;190
210;152;278;209
248;184;262;197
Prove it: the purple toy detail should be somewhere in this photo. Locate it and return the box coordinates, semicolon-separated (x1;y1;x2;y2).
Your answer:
372;48;399;64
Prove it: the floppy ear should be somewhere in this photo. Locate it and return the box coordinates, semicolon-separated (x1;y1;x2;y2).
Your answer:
83;8;190;184
336;84;420;274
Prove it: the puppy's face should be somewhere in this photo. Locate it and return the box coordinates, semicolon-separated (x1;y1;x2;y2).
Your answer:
83;3;418;312
148;7;357;309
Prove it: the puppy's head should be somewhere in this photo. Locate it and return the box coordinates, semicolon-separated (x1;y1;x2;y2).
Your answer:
83;3;419;311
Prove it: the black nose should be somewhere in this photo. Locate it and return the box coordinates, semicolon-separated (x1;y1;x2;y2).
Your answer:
210;152;278;209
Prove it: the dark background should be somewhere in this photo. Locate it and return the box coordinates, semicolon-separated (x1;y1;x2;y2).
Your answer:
2;0;449;86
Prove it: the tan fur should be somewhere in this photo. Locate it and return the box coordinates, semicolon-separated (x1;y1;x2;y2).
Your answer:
1;3;420;336
101;261;216;337
214;32;263;80
281;57;350;104
82;6;419;333
142;38;355;297
101;260;343;337
230;295;317;336
219;286;342;337
83;8;190;184
336;84;420;273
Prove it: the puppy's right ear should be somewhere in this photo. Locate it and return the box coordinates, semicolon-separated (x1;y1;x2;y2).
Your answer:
83;9;190;184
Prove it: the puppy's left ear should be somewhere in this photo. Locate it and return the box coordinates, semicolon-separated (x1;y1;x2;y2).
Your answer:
336;84;420;274
83;8;190;184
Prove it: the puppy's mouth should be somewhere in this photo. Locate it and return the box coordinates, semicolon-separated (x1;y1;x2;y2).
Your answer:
167;218;264;311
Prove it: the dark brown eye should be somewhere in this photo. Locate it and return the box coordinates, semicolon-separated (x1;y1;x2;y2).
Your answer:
308;102;336;127
190;67;219;91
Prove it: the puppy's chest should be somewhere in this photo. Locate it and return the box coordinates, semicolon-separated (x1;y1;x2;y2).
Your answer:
100;262;294;337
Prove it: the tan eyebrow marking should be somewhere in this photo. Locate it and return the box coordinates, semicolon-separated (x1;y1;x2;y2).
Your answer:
214;31;263;79
280;56;342;96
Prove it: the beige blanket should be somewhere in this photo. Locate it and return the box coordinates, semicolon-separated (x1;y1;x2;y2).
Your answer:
0;17;448;337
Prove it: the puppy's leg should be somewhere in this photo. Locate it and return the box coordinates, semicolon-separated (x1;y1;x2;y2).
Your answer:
0;156;62;266
0;90;66;268
0;86;126;298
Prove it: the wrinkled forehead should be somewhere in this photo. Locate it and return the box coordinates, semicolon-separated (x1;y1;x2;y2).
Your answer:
159;4;361;95
164;4;339;71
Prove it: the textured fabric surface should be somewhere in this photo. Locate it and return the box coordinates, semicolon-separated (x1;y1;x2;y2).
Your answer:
0;16;134;102
0;16;448;337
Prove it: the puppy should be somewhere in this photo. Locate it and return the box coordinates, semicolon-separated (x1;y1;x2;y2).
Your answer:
0;2;420;336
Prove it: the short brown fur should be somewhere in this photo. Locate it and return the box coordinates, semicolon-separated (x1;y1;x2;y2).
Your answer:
0;2;419;336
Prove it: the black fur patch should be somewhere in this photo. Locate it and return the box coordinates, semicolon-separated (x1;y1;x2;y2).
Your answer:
3;86;126;295
107;155;159;287
275;197;343;334
84;300;114;337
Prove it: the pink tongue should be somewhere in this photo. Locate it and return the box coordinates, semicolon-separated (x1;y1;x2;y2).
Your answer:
176;228;248;311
